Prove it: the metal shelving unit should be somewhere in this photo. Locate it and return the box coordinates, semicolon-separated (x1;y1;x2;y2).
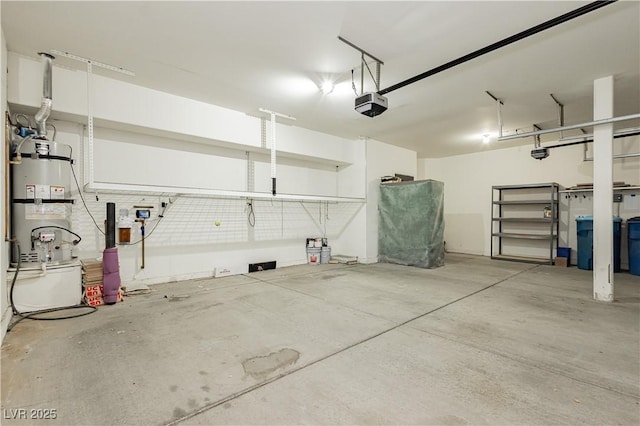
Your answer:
491;183;561;264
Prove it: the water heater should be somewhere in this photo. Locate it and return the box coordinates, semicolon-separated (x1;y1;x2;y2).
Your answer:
11;138;76;265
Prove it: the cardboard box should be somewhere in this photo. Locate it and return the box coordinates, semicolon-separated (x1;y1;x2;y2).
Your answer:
84;285;103;298
554;257;568;267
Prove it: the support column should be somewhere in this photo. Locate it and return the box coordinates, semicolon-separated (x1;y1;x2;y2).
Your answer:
593;76;614;302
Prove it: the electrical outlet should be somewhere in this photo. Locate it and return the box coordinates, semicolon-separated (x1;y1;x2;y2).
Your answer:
613;193;623;203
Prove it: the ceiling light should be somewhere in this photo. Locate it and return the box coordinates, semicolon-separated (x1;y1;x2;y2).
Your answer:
320;81;334;94
482;134;491;144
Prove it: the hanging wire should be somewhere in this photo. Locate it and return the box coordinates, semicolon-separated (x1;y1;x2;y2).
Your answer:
351;69;359;96
247;200;255;227
30;225;81;245
69;147;105;235
15;114;32;129
7;241;97;333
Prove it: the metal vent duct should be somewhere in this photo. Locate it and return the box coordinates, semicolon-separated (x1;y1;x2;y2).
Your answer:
34;52;55;139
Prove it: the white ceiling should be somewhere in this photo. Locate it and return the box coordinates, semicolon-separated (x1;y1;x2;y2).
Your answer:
2;1;639;158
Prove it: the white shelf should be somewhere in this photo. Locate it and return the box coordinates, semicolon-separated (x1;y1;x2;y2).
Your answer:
492;232;556;240
84;182;365;203
559;186;640;193
12;104;355;169
490;254;553;265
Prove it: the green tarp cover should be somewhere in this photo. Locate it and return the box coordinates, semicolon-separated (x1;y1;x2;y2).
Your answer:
378;179;445;268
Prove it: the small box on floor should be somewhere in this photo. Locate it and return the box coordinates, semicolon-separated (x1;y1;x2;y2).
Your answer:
554;257;568;267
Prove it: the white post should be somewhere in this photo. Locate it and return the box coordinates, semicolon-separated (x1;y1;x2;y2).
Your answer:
270;111;276;195
257;108;296;196
86;61;94;188
593;76;614;302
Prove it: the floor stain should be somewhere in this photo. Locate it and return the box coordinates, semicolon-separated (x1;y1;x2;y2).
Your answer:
169;385;178;392
168;295;191;302
173;408;187;419
322;273;345;280
201;385;210;392
199;370;208;375
433;414;469;425
242;348;300;379
223;403;231;409
188;398;197;408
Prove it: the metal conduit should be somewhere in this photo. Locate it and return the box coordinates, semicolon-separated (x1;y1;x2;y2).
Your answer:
378;1;617;96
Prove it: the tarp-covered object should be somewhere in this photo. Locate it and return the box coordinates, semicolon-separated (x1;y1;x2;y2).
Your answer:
378;179;445;268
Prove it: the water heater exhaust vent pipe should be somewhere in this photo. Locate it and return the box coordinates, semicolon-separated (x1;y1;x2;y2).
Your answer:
34;53;55;147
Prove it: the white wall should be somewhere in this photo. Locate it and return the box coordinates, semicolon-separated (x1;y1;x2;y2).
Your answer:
8;53;261;150
418;139;640;266
332;138;367;260
50;126;364;286
1;27;9;342
8;52;359;168
365;139;418;262
5;52;370;291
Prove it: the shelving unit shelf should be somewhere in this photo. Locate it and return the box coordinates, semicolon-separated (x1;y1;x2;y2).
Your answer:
493;200;553;205
493;218;558;223
491;183;561;265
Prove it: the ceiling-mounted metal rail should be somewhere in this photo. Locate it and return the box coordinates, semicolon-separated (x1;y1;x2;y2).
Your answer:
543;129;640;160
377;1;617;96
498;113;640;141
560;127;640;143
338;36;384;94
337;36;384;65
51;49;135;76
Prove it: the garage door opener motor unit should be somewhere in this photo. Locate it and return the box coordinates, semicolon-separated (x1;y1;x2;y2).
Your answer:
355;92;388;117
337;36;388;118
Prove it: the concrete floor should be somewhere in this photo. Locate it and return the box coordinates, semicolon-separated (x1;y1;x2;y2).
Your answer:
1;253;639;425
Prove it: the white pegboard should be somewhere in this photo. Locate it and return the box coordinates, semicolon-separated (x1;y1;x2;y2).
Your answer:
70;192;363;251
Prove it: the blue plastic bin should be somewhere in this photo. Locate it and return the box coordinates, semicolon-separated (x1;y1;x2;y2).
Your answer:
628;217;640;276
576;216;621;272
557;247;571;266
